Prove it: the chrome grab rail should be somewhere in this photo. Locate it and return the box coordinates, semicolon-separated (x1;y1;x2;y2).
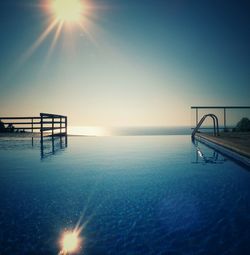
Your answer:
192;114;219;140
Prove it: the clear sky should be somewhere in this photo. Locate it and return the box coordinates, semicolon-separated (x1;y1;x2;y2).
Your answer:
0;0;249;126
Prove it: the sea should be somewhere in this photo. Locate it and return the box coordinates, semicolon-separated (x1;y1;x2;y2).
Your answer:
67;126;192;136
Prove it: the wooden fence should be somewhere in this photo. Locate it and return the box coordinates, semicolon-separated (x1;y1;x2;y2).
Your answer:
0;113;67;138
40;113;67;138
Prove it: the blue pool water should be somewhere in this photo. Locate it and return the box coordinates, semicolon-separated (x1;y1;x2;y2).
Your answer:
0;136;250;254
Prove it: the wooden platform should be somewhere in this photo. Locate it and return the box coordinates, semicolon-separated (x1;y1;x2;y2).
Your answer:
195;132;250;159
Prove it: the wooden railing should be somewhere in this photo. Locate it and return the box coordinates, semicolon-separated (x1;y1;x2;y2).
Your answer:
0;116;41;133
0;113;68;159
40;113;67;138
39;113;67;158
0;113;67;138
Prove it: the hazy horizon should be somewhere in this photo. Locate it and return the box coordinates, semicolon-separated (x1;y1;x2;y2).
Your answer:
67;125;192;136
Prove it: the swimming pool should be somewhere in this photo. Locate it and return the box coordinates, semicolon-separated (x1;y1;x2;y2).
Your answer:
0;136;249;254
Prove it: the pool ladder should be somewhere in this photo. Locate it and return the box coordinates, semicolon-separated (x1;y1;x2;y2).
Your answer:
192;114;219;140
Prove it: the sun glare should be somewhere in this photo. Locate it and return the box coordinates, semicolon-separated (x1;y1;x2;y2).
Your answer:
60;231;81;253
68;126;110;136
51;0;83;23
19;0;99;64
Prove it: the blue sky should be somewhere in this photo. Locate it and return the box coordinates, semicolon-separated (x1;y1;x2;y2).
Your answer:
0;0;249;126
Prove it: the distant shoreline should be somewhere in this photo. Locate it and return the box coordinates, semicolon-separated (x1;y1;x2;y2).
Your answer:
0;126;192;137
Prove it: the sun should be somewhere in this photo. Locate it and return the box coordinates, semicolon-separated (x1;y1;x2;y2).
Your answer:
51;0;83;23
19;0;99;64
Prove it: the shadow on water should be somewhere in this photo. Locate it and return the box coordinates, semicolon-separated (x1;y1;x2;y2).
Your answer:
40;135;67;159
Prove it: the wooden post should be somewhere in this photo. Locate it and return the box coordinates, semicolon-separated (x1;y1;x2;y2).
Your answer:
40;114;44;158
52;117;54;137
51;117;54;152
65;134;68;147
31;118;34;146
40;114;43;139
52;135;55;153
31;118;34;133
60;117;62;135
65;116;68;135
65;116;68;147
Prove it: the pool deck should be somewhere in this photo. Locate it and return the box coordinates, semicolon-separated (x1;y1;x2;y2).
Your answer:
195;132;250;165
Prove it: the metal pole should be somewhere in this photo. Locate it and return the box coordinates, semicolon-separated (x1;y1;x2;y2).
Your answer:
211;115;216;136
196;108;198;126
224;108;226;131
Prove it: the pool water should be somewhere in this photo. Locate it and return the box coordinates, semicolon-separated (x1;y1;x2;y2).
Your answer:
0;136;250;254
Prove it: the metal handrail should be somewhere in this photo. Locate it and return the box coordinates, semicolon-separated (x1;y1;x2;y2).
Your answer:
192;114;219;140
191;106;250;131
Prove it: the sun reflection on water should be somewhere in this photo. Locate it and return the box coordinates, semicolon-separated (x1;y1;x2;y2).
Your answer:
59;229;83;255
68;126;111;136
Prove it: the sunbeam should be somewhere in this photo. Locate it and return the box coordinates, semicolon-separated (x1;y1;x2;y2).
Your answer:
78;21;99;47
20;18;59;64
57;175;107;255
47;20;64;58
